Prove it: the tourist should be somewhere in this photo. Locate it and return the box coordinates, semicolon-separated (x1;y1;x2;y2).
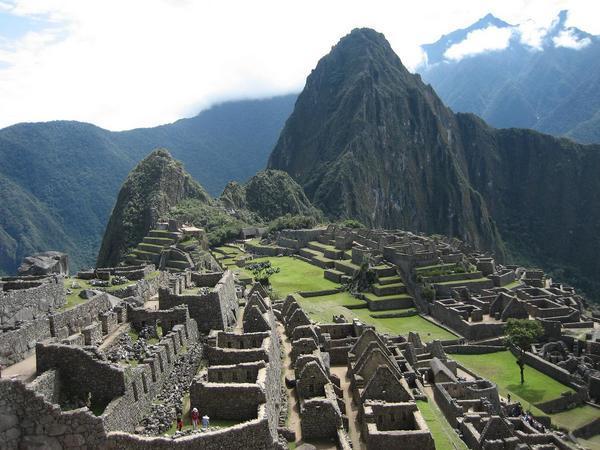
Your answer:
202;414;210;429
191;407;200;430
507;393;511;403
176;415;183;432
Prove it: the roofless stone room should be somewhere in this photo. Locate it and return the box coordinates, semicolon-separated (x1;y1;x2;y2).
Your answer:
0;2;599;449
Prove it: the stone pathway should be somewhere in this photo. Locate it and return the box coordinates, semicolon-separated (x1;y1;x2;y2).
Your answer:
1;352;36;382
330;365;365;449
278;323;302;443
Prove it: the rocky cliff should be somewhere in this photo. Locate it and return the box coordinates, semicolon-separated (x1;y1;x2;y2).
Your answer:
268;28;600;297
268;28;504;257
97;148;210;266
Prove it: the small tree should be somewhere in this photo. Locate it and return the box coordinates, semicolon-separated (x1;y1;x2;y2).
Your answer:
505;319;543;384
246;261;280;286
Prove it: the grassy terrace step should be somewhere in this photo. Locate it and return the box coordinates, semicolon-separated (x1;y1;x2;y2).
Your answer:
324;269;345;283
434;277;493;286
369;308;417;318
372;264;396;277
311;255;335;269
167;260;191;269
300;248;323;258
137;243;165;253
132;249;161;262
307;241;335;253
377;275;403;285
363;292;414;311
143;236;175;246
372;282;406;296
334;260;360;276
415;263;458;272
148;229;181;240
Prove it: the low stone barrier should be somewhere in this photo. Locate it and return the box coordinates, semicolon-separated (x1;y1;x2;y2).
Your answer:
0;318;52;365
298;289;342;297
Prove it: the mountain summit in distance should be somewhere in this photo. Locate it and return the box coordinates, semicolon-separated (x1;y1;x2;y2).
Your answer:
419;10;600;143
269;27;600;297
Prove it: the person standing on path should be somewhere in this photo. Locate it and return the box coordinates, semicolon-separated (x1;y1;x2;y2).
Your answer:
191;408;200;430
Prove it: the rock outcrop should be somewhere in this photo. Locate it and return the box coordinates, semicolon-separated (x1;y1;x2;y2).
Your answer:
18;251;69;276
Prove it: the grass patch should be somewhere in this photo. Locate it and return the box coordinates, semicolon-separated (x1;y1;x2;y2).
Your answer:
435;277;490;286
145;270;160;280
241;256;340;297
453;351;574;408
297;293;456;341
503;280;523;290
417;399;468;450
550;404;600;431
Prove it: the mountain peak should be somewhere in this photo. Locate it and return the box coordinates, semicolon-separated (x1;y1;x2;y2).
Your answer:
97;148;210;266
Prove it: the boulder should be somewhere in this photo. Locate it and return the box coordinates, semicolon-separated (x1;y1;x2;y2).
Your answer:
18;251;68;276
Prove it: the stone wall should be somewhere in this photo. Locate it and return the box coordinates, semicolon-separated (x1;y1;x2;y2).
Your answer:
49;292;113;339
0;275;65;326
159;271;238;334
106;405;275;449
103;322;198;432
28;369;61;404
108;271;167;301
36;342;126;407
0;379;106;449
0;318;51;365
0;378;276;450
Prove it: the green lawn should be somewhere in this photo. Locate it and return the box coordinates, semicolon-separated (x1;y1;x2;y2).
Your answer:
241;256;340;297
417;399;468;450
550;404;600;431
297;292;456;342
453;351;573;407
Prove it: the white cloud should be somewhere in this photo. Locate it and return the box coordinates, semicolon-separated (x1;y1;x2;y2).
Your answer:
553;28;591;49
0;0;597;130
444;26;514;61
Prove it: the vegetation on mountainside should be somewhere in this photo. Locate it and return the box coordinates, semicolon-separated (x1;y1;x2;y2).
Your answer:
268;214;319;232
97;148;210;266
244;169;322;221
0;95;296;274
170;198;256;247
419;11;600;144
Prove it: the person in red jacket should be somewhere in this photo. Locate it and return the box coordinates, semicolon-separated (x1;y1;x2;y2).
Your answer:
176;415;183;432
191;407;200;430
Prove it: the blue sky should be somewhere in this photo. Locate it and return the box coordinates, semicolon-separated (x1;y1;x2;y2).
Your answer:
0;0;598;131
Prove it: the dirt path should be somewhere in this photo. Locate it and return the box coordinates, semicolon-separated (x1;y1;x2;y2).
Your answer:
330;365;365;450
1;352;37;382
98;322;131;351
278;323;303;444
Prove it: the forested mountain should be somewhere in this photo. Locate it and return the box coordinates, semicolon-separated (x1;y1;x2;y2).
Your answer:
418;11;600;144
268;28;600;299
0;95;296;274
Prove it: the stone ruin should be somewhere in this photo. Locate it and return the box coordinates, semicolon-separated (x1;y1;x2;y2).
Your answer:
0;275;291;449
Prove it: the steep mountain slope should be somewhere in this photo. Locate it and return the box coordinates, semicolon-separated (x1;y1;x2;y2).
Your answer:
243;170;321;221
268;27;600;299
269;28;505;257
0;95;296;273
419;11;600;143
97;149;210;267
